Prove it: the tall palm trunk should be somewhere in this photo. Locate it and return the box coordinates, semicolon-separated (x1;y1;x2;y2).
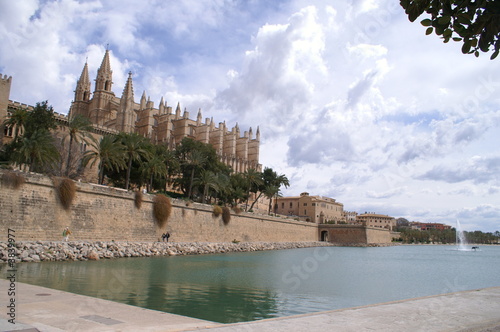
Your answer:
249;192;263;211
188;168;195;199
66;135;74;177
149;174;154;192
99;165;105;184
125;157;133;190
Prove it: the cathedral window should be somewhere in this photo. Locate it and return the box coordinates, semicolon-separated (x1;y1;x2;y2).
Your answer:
4;125;13;137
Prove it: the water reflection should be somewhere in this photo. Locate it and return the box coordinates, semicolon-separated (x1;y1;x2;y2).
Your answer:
3;246;500;323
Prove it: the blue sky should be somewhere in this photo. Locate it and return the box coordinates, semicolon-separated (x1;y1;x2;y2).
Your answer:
1;0;499;232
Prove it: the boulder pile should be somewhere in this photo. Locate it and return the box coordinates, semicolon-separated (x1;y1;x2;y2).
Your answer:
0;241;335;263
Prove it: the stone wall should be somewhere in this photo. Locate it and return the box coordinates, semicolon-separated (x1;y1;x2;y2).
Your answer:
366;226;393;244
0;170;318;243
319;224;393;245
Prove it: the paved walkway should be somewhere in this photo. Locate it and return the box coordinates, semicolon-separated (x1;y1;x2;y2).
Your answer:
0;280;217;331
1;279;500;331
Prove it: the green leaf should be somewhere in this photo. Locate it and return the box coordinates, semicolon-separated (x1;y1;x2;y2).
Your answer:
438;16;451;25
435;25;445;35
462;40;472;53
491;50;499;60
474;51;479;57
456;14;471;25
452;37;462;42
421;18;433;27
426;27;434;35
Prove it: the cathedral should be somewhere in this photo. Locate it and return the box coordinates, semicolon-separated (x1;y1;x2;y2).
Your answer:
1;50;261;173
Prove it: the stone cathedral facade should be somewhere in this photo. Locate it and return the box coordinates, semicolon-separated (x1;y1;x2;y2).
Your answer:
68;50;261;173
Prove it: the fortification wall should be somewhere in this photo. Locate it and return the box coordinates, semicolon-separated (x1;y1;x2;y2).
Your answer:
319;224;393;245
366;227;393;244
0;170;318;243
321;225;367;244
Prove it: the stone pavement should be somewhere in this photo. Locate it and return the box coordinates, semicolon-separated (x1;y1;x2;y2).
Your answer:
1;279;500;332
186;287;500;332
0;279;217;331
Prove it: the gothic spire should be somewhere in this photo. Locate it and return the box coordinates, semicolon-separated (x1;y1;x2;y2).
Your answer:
121;72;134;103
175;102;181;119
117;71;135;133
75;61;91;102
197;108;202;124
159;96;165;114
99;49;112;73
95;49;113;91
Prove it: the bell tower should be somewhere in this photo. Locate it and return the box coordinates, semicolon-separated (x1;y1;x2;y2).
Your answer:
69;62;91;120
89;49;115;126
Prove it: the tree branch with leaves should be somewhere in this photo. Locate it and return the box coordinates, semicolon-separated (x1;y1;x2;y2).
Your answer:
401;0;500;59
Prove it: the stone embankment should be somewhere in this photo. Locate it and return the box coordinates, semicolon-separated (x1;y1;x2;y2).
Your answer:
0;241;334;263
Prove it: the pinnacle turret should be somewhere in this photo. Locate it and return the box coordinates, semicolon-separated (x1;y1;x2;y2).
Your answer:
121;72;134;103
95;49;113;91
75;61;91;102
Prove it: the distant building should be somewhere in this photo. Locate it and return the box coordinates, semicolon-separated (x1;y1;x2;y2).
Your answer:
274;192;344;223
357;213;396;231
410;222;452;231
343;211;358;224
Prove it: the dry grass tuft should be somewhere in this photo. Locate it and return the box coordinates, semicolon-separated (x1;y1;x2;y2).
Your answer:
213;205;222;217
222;206;231;225
232;206;242;214
134;191;143;209
56;178;76;210
2;171;25;189
153;194;172;228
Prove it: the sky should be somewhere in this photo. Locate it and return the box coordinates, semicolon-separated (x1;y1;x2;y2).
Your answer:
1;0;499;232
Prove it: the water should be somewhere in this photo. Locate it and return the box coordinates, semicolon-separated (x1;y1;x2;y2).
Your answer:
456;219;469;251
4;245;500;323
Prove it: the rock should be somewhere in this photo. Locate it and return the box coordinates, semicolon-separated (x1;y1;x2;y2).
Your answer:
87;250;100;260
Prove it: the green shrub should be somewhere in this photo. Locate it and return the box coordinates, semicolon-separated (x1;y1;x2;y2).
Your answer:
222;206;231;225
213;205;222;217
153;194;172;228
56;178;76;210
134;190;143;209
232;206;242;214
2;171;25;189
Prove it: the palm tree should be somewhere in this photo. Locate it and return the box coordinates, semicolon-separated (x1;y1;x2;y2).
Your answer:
184;149;207;199
243;168;263;211
3;107;29;138
82;135;126;185
227;173;248;207
248;168;289;212
276;173;290;190
13;130;60;172
213;172;230;205
119;133;151;190
141;154;168;192
194;170;219;204
264;185;280;215
65;114;93;176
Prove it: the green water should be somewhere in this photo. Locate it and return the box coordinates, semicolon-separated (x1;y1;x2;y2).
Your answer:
4;245;500;323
